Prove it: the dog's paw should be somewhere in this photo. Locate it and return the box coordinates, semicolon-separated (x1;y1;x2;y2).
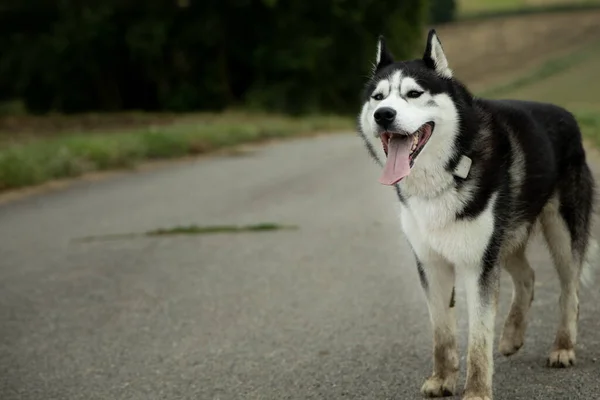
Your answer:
421;375;456;398
498;333;524;357
499;314;527;357
462;387;492;400
547;348;575;368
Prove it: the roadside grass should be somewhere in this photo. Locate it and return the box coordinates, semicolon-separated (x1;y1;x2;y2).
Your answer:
0;112;352;192
479;39;600;147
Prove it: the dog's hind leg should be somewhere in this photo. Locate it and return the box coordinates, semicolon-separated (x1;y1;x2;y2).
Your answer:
541;198;580;367
541;165;594;367
414;252;459;398
499;246;535;357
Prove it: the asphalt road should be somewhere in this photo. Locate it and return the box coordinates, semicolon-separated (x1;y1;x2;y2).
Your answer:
0;134;599;400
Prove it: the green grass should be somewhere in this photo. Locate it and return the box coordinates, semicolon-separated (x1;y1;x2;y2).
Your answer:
0;112;352;192
74;223;298;242
478;40;600;147
478;41;600;98
575;111;600;147
457;0;600;19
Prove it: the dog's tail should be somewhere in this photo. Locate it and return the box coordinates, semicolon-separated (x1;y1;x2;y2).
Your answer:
580;238;598;288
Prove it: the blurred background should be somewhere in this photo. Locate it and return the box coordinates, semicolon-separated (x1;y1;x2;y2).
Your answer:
1;2;600;400
0;0;599;189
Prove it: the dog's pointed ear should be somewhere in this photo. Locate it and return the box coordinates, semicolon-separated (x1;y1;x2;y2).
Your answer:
373;35;394;74
423;29;452;79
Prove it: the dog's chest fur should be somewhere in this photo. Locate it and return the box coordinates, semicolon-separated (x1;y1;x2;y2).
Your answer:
398;181;497;267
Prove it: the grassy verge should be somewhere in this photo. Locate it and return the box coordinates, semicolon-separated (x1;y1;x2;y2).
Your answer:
0;112;352;192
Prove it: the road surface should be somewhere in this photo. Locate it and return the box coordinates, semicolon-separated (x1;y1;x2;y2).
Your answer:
0;134;599;400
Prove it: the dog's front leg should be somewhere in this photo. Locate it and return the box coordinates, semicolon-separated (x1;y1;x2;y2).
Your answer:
417;252;459;398
461;260;500;400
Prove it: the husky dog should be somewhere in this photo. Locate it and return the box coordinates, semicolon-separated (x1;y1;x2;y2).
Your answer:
357;29;597;399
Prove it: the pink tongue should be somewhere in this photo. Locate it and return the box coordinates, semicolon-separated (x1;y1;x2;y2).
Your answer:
379;136;412;186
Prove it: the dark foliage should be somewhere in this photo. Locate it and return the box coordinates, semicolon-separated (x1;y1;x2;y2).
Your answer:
430;0;456;24
0;0;428;114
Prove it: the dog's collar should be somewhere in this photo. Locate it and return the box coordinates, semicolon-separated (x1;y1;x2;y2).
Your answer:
453;155;472;179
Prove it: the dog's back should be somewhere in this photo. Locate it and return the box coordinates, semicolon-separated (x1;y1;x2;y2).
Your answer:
477;98;595;261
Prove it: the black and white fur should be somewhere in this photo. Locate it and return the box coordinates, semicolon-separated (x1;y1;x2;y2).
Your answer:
357;29;597;400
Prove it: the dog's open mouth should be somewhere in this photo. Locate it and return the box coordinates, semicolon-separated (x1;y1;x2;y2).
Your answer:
379;122;434;186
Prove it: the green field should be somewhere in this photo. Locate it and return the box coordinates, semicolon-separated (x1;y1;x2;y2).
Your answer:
491;51;600;111
458;0;600;16
481;40;600;146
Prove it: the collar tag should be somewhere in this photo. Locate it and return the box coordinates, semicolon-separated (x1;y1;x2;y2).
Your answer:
453;156;472;179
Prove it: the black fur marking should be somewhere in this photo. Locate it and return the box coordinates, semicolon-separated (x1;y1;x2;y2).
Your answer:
454;99;583;222
355;114;383;168
533;106;596;258
455;107;512;220
406;244;428;291
416;258;428;291
502;101;561;223
375;35;395;73
362;57;453;104
394;184;405;203
479;227;502;298
478;179;510;298
449;287;455;308
444;82;478;175
423;29;440;72
558;161;595;258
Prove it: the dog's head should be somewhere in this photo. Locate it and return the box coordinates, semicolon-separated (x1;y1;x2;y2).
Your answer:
358;29;464;187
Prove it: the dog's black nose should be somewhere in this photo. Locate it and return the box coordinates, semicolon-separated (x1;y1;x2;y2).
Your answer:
374;107;396;128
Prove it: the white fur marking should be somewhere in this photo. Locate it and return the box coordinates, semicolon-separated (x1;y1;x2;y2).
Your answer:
402;191;497;268
376;40;382;65
429;34;453;79
372;38;385;75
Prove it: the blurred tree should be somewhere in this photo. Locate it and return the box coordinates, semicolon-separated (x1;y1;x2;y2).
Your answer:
430;0;456;24
0;0;429;114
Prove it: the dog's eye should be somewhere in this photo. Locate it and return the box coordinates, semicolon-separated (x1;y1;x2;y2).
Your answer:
372;93;384;101
406;90;423;99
